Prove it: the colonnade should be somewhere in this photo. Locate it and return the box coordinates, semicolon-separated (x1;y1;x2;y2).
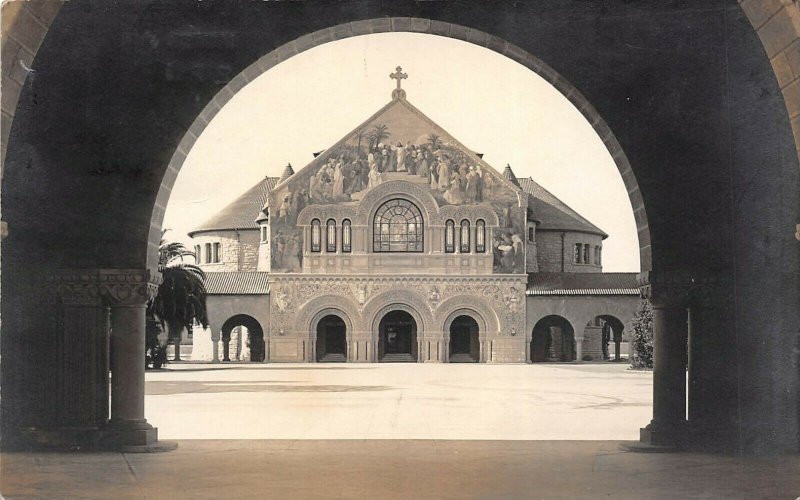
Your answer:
48;269;169;451
637;270;733;451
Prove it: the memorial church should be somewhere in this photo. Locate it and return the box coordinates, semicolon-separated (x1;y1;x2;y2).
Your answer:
186;68;639;364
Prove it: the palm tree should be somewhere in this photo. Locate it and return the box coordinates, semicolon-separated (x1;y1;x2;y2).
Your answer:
369;124;390;150
146;231;209;368
355;128;366;151
427;133;442;151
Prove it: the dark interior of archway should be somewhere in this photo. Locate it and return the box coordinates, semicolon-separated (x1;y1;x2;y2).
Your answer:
0;1;797;454
221;316;265;363
531;316;575;363
379;310;417;362
449;316;479;363
316;315;347;362
597;315;625;362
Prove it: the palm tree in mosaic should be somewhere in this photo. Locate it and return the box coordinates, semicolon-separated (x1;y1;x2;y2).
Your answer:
369;124;390;150
427;133;442;151
146;231;210;369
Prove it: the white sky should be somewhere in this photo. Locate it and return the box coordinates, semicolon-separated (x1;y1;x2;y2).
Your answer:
164;32;640;272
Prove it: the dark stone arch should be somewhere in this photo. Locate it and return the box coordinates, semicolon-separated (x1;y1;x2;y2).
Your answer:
0;2;796;454
220;314;265;362
531;315;576;363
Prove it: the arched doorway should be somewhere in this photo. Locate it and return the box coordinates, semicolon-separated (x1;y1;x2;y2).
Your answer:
595;315;626;362
316;314;347;362
378;310;418;362
220;315;265;363
449;315;479;363
530;316;576;362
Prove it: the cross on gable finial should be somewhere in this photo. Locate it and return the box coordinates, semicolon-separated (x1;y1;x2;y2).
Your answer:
390;66;408;100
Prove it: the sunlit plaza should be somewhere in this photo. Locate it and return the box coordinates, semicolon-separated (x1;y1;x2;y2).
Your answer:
147;362;651;441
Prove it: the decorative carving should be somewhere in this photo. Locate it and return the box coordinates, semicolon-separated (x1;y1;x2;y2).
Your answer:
428;286;440;309
48;269;161;307
356;283;367;306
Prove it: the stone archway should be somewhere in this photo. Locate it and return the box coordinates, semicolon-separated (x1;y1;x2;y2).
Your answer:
309;306;356;363
370;302;427;363
531;315;576;363
377;309;418;362
441;307;491;363
314;314;347;363
1;3;797;455
220;314;265;363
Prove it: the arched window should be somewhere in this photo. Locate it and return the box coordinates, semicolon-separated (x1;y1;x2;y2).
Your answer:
476;220;486;253
583;244;590;264
373;199;424;252
341;219;352;253
460;220;471;253
326;219;336;252
574;243;581;263
445;220;455;253
311;219;321;252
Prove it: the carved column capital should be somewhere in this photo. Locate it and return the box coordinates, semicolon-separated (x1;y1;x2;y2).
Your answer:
638;269;719;309
48;269;162;307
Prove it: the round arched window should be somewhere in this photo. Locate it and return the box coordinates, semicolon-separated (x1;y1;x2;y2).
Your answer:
373;199;424;252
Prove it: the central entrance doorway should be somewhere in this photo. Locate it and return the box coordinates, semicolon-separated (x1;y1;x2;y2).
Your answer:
316;314;347;362
449;315;480;362
378;310;418;362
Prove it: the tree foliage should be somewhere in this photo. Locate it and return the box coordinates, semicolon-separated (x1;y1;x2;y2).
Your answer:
146;231;209;369
629;299;653;369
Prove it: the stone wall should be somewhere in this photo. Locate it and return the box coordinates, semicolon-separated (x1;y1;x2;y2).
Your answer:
192;229;260;272
536;231;603;273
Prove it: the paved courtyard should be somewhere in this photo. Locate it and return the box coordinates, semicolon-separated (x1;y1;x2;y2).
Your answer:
4;364;800;499
146;362;652;440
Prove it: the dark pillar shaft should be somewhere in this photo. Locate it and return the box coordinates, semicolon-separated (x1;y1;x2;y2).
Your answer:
640;302;688;448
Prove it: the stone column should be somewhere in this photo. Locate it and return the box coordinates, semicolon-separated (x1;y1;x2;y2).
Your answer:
686;283;738;451
211;331;220;363
105;269;162;450
49;272;112;433
638;272;689;448
575;335;583;363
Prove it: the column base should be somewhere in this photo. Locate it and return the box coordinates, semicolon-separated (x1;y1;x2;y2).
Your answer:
622;421;685;452
102;425;177;453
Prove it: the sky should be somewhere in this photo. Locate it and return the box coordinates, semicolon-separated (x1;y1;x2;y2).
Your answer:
164;32;640;272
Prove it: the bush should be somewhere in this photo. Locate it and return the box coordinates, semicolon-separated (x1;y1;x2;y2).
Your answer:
582;354;593;361
629;299;654;369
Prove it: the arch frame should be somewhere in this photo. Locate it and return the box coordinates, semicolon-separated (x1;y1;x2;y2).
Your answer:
149;17;651;272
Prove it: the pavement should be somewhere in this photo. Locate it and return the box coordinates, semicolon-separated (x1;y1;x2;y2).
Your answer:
145;362;653;440
3;363;799;499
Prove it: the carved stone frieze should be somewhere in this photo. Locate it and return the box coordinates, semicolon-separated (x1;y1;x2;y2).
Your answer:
47;269;162;307
269;274;526;339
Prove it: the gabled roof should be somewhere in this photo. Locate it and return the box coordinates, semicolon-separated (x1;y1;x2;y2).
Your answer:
271;96;523;197
189;177;277;236
518;177;607;238
527;272;639;295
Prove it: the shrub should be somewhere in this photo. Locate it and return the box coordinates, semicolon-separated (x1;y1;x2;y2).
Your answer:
629;299;654;369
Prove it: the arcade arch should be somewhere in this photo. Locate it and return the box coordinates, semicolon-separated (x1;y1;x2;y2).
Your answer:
530;315;576;363
220;315;265;363
1;4;796;456
378;309;418;362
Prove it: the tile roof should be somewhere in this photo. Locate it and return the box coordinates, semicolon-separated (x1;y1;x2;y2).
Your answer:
205;272;270;295
527;272;639;295
517;177;607;237
189;177;277;235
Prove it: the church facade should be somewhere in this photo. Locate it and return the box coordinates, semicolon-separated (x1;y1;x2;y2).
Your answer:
187;69;639;364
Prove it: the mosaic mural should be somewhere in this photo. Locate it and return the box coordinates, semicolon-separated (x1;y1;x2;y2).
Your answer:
268;96;526;274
